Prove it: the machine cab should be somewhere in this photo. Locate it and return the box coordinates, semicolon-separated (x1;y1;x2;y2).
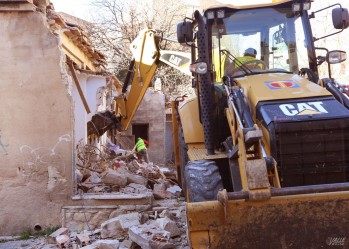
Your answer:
178;0;349;83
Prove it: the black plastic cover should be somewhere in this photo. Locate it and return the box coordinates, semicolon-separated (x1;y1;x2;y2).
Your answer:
257;97;349;187
257;97;349;126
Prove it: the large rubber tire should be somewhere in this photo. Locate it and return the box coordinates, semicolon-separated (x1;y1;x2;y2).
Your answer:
185;160;223;202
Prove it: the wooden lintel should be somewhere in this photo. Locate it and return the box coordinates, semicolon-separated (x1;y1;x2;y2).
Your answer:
68;61;91;114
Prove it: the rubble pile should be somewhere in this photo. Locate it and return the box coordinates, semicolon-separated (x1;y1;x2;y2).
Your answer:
48;199;188;249
61;140;189;248
75;140;181;199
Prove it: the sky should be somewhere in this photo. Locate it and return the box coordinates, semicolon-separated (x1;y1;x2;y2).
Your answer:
50;0;93;20
49;0;282;20
50;0;349;20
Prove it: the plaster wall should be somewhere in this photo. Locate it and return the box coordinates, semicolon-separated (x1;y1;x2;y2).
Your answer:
0;12;74;234
73;74;88;142
73;74;107;143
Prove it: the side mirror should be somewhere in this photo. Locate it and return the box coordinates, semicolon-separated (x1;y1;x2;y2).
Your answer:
332;8;349;29
327;50;347;64
177;21;194;44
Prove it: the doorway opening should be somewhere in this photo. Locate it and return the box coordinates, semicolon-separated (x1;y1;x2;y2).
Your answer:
132;123;149;143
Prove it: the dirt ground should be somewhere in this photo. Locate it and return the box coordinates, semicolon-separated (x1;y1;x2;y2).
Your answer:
0;238;58;249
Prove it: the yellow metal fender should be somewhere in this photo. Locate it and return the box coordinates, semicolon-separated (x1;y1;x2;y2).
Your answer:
187;191;349;248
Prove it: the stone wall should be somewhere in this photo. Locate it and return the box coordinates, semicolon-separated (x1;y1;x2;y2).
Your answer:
0;11;74;234
62;202;152;231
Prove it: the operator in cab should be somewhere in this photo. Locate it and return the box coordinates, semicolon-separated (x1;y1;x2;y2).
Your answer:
235;48;257;66
224;47;258;75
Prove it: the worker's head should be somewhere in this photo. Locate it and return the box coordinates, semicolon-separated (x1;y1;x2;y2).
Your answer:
137;137;141;141
244;48;257;58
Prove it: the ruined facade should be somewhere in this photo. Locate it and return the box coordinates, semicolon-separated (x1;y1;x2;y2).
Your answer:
0;1;74;234
0;0;170;235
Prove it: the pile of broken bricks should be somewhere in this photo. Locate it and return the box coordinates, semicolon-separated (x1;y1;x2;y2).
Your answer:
48;200;188;249
75;140;182;199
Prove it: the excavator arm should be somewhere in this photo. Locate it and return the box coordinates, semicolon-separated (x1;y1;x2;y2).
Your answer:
87;29;191;137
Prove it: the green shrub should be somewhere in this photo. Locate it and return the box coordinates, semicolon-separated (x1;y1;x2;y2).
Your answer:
19;230;31;240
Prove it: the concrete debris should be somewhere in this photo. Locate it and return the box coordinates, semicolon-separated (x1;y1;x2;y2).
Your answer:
119;239;133;249
71;141;188;248
119;183;153;195
80;239;120;249
115;167;148;186
76;233;90;246
75;141;180;200
55;234;70;247
153;182;174;199
48;227;69;244
3;199;188;249
166;185;182;195
101;169;127;187
159;210;176;220
75;169;83;183
155;218;181;238
88;172;103;184
128;225;174;249
101;212;141;239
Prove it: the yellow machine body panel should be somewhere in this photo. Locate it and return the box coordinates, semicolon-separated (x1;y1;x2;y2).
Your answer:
187;191;349;248
178;96;204;144
234;73;331;108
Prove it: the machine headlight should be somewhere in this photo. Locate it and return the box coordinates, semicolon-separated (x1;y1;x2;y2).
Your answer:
207;11;215;19
303;2;311;10
217;9;225;18
292;3;301;12
189;62;208;74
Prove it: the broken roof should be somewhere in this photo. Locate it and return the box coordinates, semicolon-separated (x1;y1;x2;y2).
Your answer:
47;9;107;72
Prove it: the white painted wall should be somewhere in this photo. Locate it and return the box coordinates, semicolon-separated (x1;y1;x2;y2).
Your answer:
72;73;107;144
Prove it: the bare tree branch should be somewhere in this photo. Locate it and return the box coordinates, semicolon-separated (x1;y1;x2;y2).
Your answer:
87;0;193;100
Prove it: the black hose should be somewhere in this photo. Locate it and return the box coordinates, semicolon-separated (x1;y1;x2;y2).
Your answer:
122;59;136;93
325;81;349;109
234;88;254;128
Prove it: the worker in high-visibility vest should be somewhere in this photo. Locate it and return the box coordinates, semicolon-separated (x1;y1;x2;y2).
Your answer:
234;48;257;67
225;48;260;75
132;137;150;163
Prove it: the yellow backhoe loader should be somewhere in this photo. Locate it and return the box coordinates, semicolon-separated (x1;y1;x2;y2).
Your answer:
87;1;349;247
172;0;349;248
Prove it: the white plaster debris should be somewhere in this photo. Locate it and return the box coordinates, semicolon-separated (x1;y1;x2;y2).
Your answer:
100;212;141;239
155;218;181;238
166;185;182;195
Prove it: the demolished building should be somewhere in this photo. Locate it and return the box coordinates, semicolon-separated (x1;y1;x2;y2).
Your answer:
0;0;175;235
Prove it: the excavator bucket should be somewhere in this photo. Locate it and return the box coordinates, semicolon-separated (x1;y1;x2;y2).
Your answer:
87;110;121;137
187;186;349;249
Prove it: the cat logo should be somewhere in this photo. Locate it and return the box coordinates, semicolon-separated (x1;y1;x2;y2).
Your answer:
279;101;328;116
169;55;182;66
